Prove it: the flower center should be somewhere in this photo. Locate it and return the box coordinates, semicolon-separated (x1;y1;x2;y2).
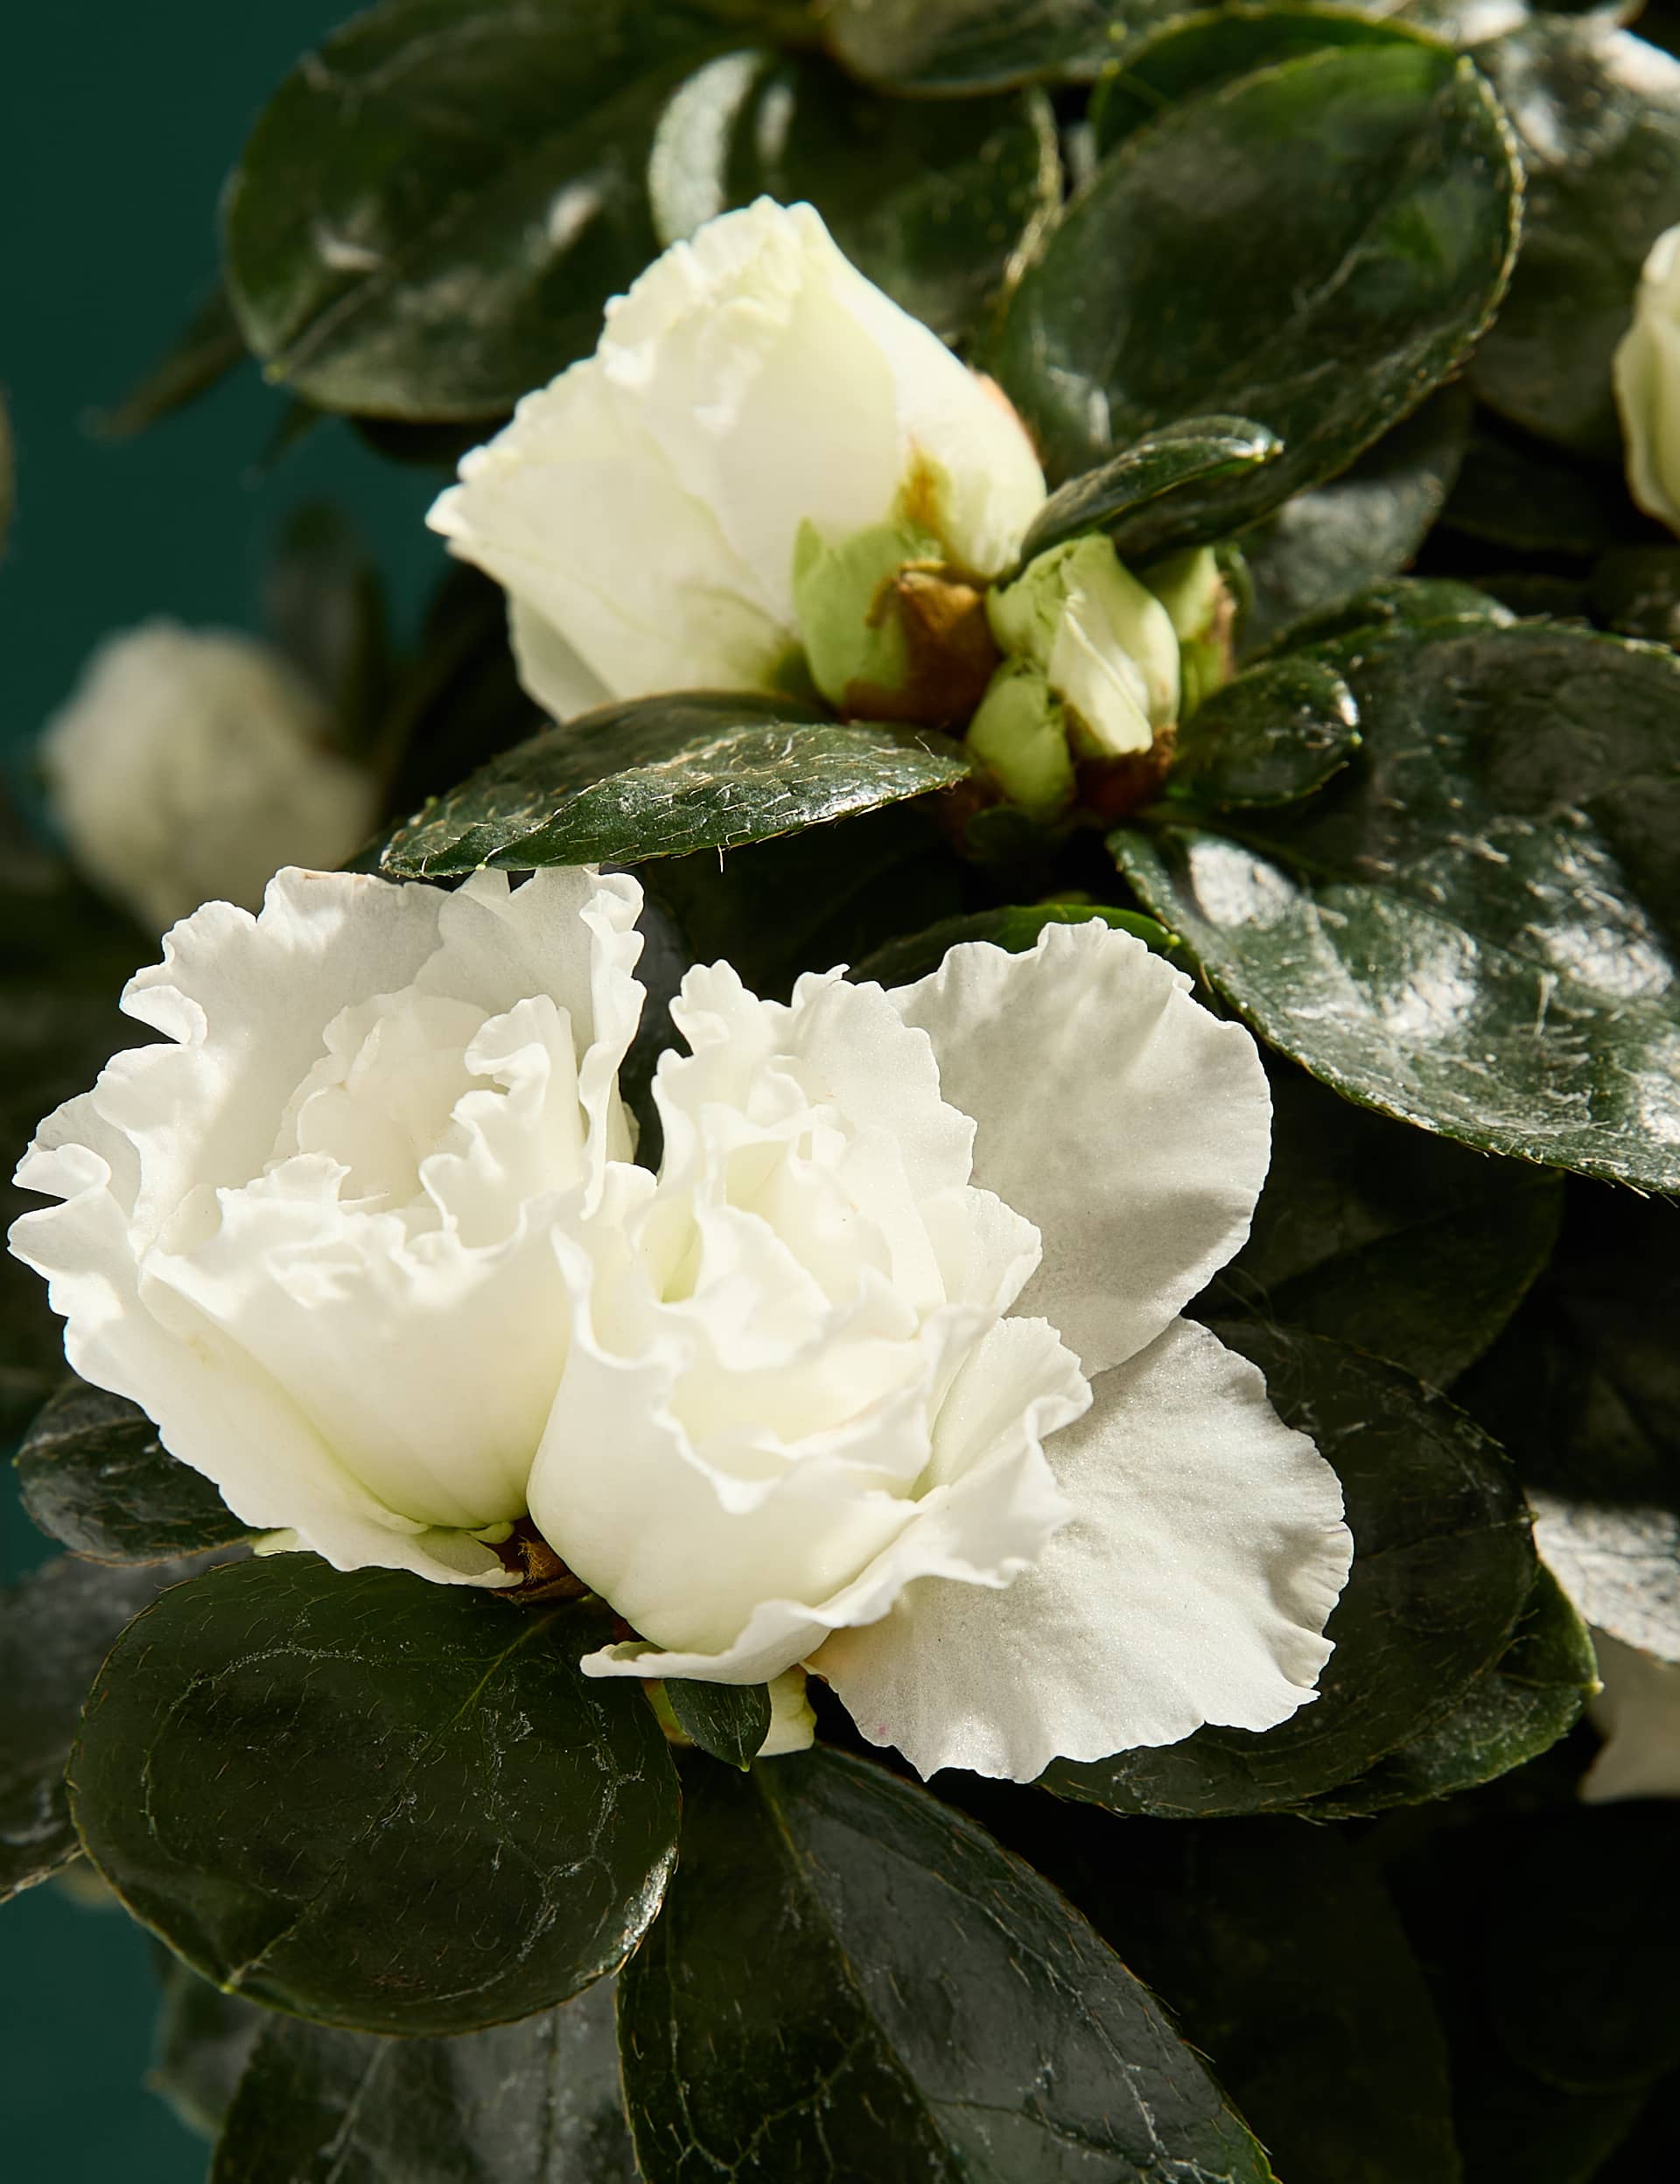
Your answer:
276;991;491;1214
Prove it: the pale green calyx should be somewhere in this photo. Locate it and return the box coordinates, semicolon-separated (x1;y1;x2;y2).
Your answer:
985;536;1180;759
965;661;1077;820
1143;545;1234;718
792;515;1001;725
794;515;935;711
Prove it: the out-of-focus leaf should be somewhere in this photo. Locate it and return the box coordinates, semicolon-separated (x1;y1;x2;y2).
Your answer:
15;1376;244;1564
94;286;248;438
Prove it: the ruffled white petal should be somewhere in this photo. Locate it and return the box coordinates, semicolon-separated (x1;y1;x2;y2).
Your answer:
886;920;1271;1378
814;1317;1353;1782
9;864;645;1584
429;199;1046;715
557;1312;1087;1687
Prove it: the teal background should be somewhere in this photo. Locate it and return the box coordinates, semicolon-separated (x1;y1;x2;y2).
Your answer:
3;8;449;2178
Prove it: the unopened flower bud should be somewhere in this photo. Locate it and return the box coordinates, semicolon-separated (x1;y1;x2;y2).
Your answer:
792;517;1001;726
965;659;1077;820
1144;546;1236;717
986;536;1180;758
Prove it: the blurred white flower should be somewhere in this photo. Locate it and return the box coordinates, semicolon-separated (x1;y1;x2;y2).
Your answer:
428;199;1046;723
11;873;1351;1782
1614;222;1680;535
38;621;376;931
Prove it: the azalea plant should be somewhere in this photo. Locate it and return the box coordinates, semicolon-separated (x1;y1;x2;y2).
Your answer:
4;2;1680;2179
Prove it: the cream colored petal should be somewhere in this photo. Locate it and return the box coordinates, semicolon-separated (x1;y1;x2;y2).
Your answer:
888;920;1271;1377
816;1318;1351;1782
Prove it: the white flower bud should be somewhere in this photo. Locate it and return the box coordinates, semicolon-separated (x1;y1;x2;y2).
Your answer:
1614;222;1680;535
428;200;1047;722
38;622;375;932
986;536;1180;759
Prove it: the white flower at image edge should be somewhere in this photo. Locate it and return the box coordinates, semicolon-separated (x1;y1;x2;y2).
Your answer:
39;621;377;932
426;198;1047;723
1615;220;1680;536
10;867;1351;1783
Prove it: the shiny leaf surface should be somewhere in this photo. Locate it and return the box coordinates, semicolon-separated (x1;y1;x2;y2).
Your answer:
211;1978;635;2183
1306;1564;1596;1816
1166;650;1361;809
16;1378;246;1565
222;1;759;418
1241;392;1472;655
72;1558;680;2034
851;900;1173;986
990;41;1520;518
663;1678;771;1768
1116;621;1680;1190
1018;416;1284;566
382;696;970;874
1469;17;1680;457
1202;1059;1563;1389
0;1550;238;1903
620;1749;1275;2182
1046;1327;1536;1815
820;0;1142;91
651;52;1060;344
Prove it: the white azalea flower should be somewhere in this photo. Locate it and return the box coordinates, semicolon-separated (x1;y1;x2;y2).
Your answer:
426;199;1047;723
9;866;644;1586
10;868;1351;1784
38;621;376;932
1614;221;1680;536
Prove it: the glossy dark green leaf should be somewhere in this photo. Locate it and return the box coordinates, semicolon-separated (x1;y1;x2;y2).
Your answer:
1046;1326;1536;1816
1116;620;1680;1191
15;1378;244;1564
1306;1564;1596;1816
149;1959;266;2139
1271;575;1511;653
1166;650;1361;808
663;1678;771;1769
1241;392;1473;655
990;41;1521;523
382;696;970;875
1470;17;1680;457
262;502;392;760
0;1550;239;1903
640;797;964;1004
223;1;760;419
71;1557;680;2034
650;52;1060;345
1458;1184;1680;1509
620;1749;1275;2183
94;285;248;438
1484;1802;1680;2092
1530;1494;1680;1661
1090;0;1436;153
210;1977;635;2184
1201;1060;1563;1388
1590;542;1680;645
850;900;1173;986
1017;416;1283;566
1062;1818;1461;2184
1440;407;1642;556
821;0;1141;91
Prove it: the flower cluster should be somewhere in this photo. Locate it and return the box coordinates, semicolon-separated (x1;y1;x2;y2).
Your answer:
11;861;1349;1782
